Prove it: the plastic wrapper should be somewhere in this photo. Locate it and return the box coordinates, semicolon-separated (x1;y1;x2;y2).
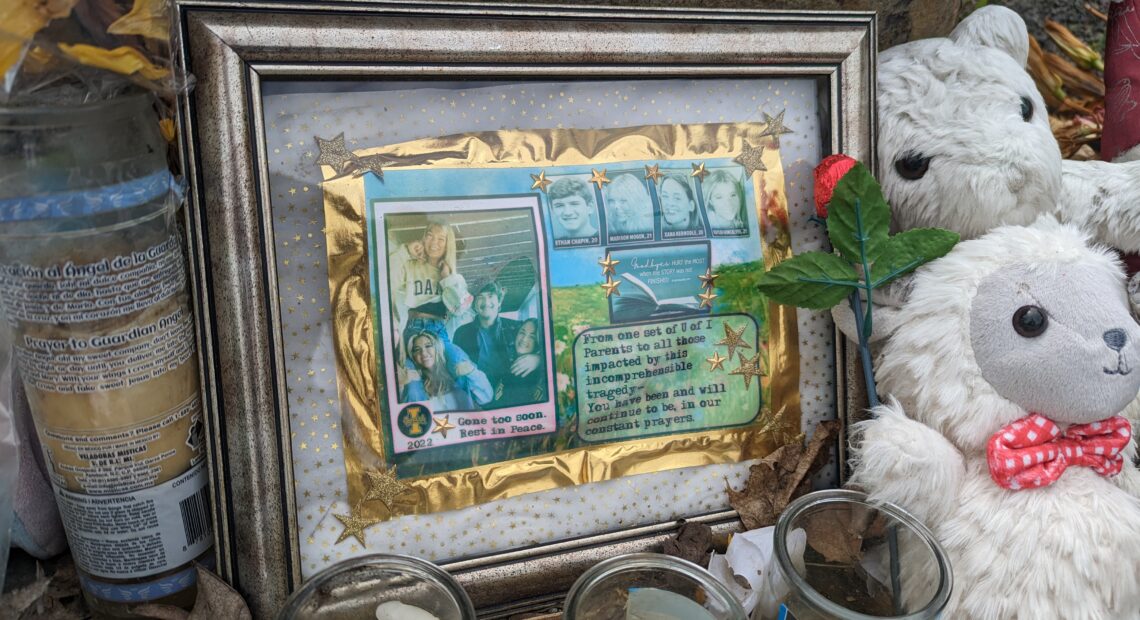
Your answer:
1;0;193;120
707;526;806;620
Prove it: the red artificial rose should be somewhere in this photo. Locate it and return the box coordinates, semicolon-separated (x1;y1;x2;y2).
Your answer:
813;154;858;218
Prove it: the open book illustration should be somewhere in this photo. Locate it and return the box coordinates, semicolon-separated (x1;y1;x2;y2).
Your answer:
611;272;701;322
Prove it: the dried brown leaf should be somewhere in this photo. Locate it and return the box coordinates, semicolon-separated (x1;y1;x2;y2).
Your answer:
1044;51;1105;99
24;606;85;620
188;565;251;620
1045;18;1104;72
802;508;863;564
1070;144;1101;161
1028;36;1067;109
662;522;714;567
134;565;249;620
726;420;841;530
0;564;52;618
133;604;191;620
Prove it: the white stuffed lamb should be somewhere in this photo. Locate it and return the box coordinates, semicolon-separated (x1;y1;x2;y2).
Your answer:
878;5;1140;248
849;217;1140;619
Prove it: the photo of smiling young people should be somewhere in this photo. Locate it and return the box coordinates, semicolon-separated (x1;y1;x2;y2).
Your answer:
657;173;706;240
385;208;550;412
547;176;602;248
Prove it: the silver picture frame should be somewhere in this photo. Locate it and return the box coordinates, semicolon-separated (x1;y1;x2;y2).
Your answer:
174;2;875;617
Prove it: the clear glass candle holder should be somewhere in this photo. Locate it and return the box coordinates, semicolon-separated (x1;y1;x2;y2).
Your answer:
773;490;952;620
563;552;747;620
278;554;476;620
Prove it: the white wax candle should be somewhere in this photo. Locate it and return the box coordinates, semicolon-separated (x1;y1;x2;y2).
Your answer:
374;600;442;620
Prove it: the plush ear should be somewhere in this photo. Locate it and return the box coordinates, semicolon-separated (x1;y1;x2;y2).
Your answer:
949;5;1030;68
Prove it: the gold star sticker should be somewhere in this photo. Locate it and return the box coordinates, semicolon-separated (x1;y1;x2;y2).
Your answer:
363;466;408;508
601;278;621;297
698;268;719;290
698;290;717;309
729;352;764;389
589;168;611;190
432;415;455;438
333;505;381;545
530;170;553;192
598;253;619;277
706;351;727;371
733;140;767;178
715;322;752;360
353;154;384;179
644;164;664;184
314;133;352;169
690;162;709;180
758;109;794;147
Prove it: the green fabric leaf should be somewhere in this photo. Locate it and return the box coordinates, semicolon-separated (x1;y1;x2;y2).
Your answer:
756;252;860;309
870;228;960;286
826;162;891;265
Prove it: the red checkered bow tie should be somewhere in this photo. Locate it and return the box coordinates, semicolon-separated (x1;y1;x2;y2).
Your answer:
986;414;1132;490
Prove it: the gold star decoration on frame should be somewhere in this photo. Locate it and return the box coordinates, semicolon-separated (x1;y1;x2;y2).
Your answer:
598;253;619;277
589;168;611;190
314;133;384;180
758;109;794;147
530;170;553;192
698;268;719;290
729;352;764;389
363;466;409;508
706;351;727;371
733;140;767;178
333;504;381;545
690;162;709;180
757;406;805;447
715;322;752;360
602;278;621;297
315;133;353;168
432;415;456;438
644;164;664;184
698;290;717;309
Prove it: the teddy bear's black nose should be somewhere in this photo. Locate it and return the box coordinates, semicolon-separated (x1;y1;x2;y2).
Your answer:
1104;328;1128;352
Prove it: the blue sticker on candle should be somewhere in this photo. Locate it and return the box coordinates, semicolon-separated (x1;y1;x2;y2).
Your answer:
0;170;182;223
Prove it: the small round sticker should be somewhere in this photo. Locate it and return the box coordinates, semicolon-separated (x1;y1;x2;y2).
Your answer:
397;404;431;438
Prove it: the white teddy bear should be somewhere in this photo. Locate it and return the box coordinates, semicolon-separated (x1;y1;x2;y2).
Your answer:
849;217;1140;619
878;5;1140;248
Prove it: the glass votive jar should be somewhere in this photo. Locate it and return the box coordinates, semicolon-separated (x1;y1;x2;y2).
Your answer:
773;490;952;620
278;554;476;620
563;552;747;620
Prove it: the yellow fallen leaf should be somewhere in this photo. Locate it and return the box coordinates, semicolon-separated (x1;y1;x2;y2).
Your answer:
0;0;79;75
58;43;170;81
159;118;175;142
107;0;171;42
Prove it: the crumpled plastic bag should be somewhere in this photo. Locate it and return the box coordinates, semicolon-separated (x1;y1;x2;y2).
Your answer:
706;526;806;620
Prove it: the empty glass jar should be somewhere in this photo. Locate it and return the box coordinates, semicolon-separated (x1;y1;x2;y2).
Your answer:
773;490;952;620
279;554;476;620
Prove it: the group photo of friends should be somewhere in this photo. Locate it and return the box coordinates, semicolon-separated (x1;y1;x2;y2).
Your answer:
385;210;549;414
546;164;751;248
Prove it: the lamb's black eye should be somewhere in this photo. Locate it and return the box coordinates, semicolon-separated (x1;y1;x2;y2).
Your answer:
894;153;931;180
1020;96;1034;122
1013;305;1048;337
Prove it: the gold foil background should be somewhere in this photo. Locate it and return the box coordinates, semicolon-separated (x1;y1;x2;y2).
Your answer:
320;122;800;519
